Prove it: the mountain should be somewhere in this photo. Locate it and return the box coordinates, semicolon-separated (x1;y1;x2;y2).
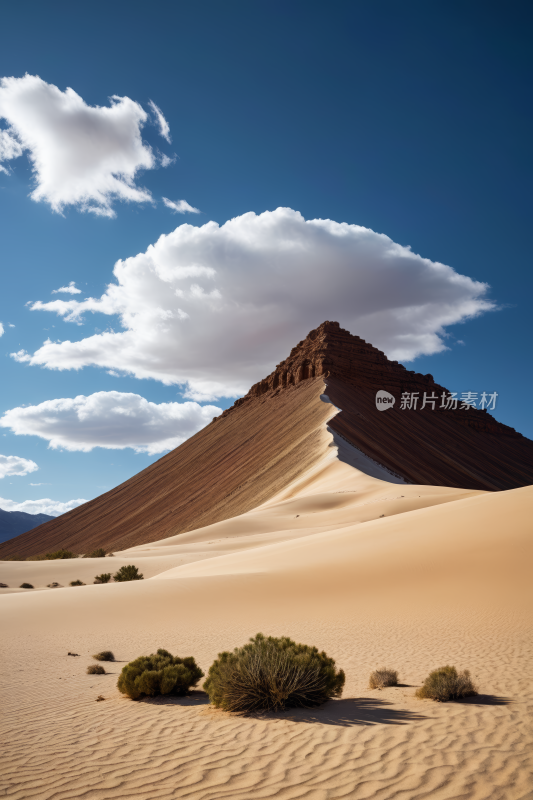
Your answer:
1;320;532;560
0;509;55;545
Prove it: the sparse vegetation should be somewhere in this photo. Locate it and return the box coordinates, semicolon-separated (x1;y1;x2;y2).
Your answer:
20;583;34;589
0;583;8;588
83;548;107;558
94;573;112;584
113;565;143;582
87;664;106;675
93;650;115;662
117;648;204;700
204;633;346;713
416;666;478;702
369;668;398;689
29;549;78;561
47;582;63;588
69;579;86;586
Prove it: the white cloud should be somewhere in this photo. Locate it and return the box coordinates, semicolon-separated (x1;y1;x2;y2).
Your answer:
0;496;85;516
163;197;200;214
0;391;221;455
52;281;82;295
0;322;4;336
0;454;38;479
148;100;171;144
0;74;172;217
12;207;495;400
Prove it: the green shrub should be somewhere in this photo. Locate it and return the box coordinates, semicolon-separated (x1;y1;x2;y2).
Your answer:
204;633;346;713
87;664;106;675
369;668;398;689
416;666;478;702
117;648;204;700
83;548;107;558
93;650;115;662
94;573;112;584
29;549;77;561
69;579;86;586
113;565;143;582
20;583;34;589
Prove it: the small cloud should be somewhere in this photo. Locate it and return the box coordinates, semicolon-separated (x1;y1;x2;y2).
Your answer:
160;153;176;168
148;100;171;144
162;197;200;214
0;453;38;479
456;340;465;345
0;496;85;516
9;323;15;327
0;322;4;337
30;482;49;486
52;281;82;295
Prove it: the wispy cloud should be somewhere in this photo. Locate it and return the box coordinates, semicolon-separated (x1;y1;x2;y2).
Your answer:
52;281;82;295
162;197;200;214
148;100;171;144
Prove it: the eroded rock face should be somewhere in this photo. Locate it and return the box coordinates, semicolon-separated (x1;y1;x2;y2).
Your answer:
220;321;519;438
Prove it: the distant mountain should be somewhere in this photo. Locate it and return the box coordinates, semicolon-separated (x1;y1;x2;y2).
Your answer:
0;508;56;546
1;320;533;560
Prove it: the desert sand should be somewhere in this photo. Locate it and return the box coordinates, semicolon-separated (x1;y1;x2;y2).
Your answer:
1;388;532;799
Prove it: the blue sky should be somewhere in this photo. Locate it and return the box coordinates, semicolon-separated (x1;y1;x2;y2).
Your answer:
0;0;531;515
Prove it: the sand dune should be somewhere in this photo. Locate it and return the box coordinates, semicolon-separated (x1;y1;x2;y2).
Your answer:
1;383;532;799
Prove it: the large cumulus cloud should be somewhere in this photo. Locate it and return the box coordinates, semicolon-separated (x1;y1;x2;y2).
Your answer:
13;207;495;400
0;74;173;216
0;391;221;455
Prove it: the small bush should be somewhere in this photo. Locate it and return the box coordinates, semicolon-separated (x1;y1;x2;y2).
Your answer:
94;573;112;584
113;565;143;582
93;650;115;662
70;579;86;586
87;664;106;675
20;583;34;589
0;582;8;588
83;548;107;558
369;668;398;689
47;582;63;588
204;633;346;713
29;549;77;561
118;648;204;700
416;666;478;702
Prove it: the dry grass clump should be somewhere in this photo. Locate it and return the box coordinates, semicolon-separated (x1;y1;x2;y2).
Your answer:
69;579;86;586
94;573;112;584
118;649;204;700
416;665;478;702
93;650;115;662
47;582;63;588
29;549;78;560
83;548;107;558
369;668;398;689
204;633;346;713
113;565;143;582
20;583;34;589
0;582;8;588
87;664;106;675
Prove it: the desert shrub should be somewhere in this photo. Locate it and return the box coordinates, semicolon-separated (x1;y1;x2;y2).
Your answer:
20;583;34;589
204;633;346;713
117;648;204;700
113;565;143;582
94;573;112;584
0;583;8;588
83;548;107;558
47;582;63;588
93;650;115;662
416;666;478;702
70;579;86;586
87;664;106;675
29;549;77;561
369;668;398;689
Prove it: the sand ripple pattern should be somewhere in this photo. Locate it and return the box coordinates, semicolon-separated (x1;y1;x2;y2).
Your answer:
1;610;532;800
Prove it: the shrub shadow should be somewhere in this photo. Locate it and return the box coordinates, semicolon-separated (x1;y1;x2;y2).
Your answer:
256;697;428;727
139;690;210;707
459;694;512;706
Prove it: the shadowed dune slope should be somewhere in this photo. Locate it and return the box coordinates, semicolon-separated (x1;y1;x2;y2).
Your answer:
2;321;532;559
